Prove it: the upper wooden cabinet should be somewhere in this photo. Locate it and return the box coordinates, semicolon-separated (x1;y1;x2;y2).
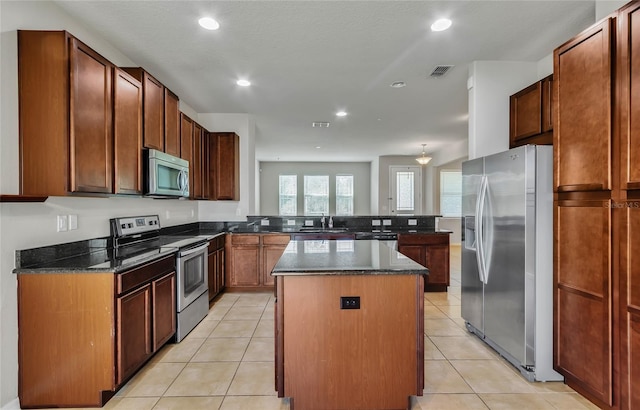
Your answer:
210;132;240;200
193;123;205;200
509;75;553;148
553;18;614;193
620;3;640;191
122;68;165;152
113;68;143;195
164;89;180;157
18;30;114;196
179;113;194;197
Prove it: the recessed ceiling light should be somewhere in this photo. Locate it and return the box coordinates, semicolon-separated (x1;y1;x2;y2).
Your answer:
236;79;251;87
336;111;348;117
390;81;406;88
316;146;321;149
431;18;452;32
198;17;220;30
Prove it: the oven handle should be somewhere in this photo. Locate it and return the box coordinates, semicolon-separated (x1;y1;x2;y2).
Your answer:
178;242;209;258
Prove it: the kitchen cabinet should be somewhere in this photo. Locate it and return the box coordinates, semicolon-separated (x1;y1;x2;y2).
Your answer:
193;123;205;199
18;30;114;196
113;68;143;195
554;19;613;193
262;234;291;286
18;256;176;408
209;132;240;200
397;233;450;292
180;113;194;195
553;3;640;408
509;75;553;148
225;233;289;291
123;68;165;152
164;89;180;157
208;235;226;300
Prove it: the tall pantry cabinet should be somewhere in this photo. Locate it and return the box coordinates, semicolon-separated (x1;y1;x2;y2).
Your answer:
553;2;640;408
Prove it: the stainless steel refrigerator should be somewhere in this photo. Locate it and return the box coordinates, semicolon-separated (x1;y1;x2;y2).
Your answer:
461;145;562;382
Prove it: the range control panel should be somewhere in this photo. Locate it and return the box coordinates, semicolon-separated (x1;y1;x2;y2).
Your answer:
111;215;160;237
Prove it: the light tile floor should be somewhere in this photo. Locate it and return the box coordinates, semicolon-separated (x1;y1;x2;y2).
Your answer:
71;245;598;410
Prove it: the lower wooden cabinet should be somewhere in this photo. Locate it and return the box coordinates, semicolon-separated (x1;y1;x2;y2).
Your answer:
208;234;226;300
397;233;450;292
225;233;289;291
18;256;176;408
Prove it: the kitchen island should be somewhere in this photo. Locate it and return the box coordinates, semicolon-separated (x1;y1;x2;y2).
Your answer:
272;240;427;410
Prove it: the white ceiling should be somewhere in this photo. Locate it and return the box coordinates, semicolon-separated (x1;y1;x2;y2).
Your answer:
53;0;595;162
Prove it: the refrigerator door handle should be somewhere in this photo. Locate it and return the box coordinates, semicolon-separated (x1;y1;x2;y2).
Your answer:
476;176;489;284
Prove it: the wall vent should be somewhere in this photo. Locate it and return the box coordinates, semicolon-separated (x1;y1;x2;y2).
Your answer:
429;65;454;78
312;122;330;128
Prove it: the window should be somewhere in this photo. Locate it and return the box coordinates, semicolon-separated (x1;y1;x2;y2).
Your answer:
304;175;329;216
335;175;354;216
278;175;297;216
389;166;422;215
440;170;462;217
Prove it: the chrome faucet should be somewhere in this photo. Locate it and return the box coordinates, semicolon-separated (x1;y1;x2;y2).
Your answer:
321;214;326;229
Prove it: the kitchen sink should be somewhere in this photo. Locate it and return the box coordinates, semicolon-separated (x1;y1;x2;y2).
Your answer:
298;227;349;233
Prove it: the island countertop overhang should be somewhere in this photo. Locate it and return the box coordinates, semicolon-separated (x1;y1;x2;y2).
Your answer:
271;239;429;276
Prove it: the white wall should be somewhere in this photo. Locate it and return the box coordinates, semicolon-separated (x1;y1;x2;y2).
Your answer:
259;162;371;216
0;2;203;407
197;113;256;221
596;0;628;20
467;61;539;160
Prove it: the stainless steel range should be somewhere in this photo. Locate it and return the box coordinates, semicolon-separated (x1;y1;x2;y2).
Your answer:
110;215;210;342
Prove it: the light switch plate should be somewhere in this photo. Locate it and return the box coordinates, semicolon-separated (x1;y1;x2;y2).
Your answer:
68;214;78;230
372;220;381;226
408;219;417;226
383;219;392;226
57;215;68;232
261;219;270;226
287;220;296;225
305;220;314;226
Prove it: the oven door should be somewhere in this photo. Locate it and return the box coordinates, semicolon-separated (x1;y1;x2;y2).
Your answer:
176;243;209;311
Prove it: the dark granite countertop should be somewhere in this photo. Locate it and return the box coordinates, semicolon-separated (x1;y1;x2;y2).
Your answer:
14;220;446;274
272;240;429;276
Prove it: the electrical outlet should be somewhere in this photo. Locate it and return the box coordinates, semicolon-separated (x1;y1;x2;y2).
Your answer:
68;214;78;230
57;215;68;232
340;296;360;310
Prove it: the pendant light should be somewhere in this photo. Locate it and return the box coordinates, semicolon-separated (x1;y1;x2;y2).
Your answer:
416;144;432;165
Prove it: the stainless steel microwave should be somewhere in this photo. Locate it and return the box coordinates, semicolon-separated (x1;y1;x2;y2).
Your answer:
146;149;189;198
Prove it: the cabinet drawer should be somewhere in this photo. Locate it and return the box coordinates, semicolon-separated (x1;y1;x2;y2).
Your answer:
397;234;449;246
117;256;175;294
230;234;260;245
263;234;291;245
208;234;225;252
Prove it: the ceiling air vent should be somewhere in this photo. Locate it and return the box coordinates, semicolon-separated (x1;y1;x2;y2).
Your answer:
429;65;454;78
312;122;330;128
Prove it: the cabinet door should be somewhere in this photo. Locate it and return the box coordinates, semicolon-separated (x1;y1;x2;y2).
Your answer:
425;244;450;290
510;81;542;142
152;272;176;351
211;132;240;200
620;4;640;190
622;204;640;408
554;18;614;193
262;235;290;287
193;123;204;199
398;244;426;266
216;248;225;292
229;246;261;286
69;38;113;193
113;68;142;195
117;284;152;385
541;75;553;133
142;72;164;151
554;199;612;406
202;132;210;200
164;89;180;157
208;251;217;300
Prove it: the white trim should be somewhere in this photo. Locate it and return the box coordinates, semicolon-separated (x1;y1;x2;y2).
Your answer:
1;398;21;410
